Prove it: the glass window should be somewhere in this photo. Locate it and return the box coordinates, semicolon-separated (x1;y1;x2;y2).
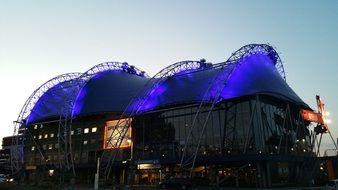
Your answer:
71;130;74;135
92;127;97;133
55;143;59;149
90;139;96;144
33;135;36;139
38;135;42;139
48;144;53;150
50;133;54;138
42;145;47;150
40;124;43;128
104;119;131;149
44;134;48;139
83;140;88;145
31;146;35;151
76;128;82;135
34;125;38;129
84;128;89;134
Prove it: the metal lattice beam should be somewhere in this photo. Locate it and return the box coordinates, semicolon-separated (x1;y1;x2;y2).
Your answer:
180;44;286;176
11;73;82;176
99;60;211;181
56;62;148;181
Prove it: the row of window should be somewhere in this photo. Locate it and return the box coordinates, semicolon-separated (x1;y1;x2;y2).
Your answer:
31;139;97;151
28;152;89;163
33;127;98;140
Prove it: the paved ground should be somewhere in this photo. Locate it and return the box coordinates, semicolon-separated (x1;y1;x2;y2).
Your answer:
0;183;326;190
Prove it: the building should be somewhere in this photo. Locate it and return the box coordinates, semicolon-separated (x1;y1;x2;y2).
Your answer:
11;44;324;187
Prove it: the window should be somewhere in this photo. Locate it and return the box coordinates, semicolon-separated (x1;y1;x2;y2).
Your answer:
83;140;88;145
34;125;38;129
42;145;47;150
90;139;96;144
104;119;131;149
48;144;53;150
38;135;42;139
44;134;48;139
84;128;89;134
33;135;36;139
76;128;82;135
55;143;59;149
71;130;74;135
50;133;54;138
40;124;43;128
31;146;35;151
92;127;97;133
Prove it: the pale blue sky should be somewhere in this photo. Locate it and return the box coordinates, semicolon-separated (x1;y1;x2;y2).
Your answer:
0;0;337;151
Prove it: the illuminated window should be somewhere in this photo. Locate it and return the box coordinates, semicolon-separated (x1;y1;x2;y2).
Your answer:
33;136;36;139
34;125;38;129
71;130;74;135
40;124;43;128
44;134;48;139
48;144;53;150
31;146;35;151
50;133;54;138
104;119;132;149
38;135;42;139
83;140;88;145
91;127;97;133
84;128;89;134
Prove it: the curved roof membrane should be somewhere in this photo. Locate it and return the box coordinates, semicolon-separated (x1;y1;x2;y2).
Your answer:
25;44;308;124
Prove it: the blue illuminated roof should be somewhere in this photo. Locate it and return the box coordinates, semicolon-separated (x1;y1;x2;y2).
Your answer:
25;44;309;124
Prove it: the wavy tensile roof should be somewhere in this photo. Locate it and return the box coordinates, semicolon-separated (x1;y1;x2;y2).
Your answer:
23;44;308;125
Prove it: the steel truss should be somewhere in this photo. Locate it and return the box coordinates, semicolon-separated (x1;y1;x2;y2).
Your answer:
56;62;149;181
180;44;286;176
99;60;212;181
11;73;82;176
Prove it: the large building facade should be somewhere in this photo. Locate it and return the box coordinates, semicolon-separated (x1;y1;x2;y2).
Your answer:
11;44;323;188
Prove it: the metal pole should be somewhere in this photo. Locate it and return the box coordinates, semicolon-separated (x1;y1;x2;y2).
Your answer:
94;157;100;190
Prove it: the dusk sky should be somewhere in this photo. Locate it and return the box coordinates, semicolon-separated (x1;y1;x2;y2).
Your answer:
1;0;338;152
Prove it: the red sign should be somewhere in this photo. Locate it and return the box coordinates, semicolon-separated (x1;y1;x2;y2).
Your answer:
301;109;324;124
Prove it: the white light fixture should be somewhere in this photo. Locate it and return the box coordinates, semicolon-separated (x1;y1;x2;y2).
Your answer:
48;169;55;176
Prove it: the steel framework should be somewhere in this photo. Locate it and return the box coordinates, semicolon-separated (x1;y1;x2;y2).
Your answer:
11;73;82;176
179;44;286;176
56;62;149;181
99;60;212;181
99;44;286;182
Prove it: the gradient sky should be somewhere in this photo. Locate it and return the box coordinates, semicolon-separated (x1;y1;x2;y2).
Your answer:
0;0;337;152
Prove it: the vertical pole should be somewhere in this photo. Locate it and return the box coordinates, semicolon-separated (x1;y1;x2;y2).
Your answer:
94;157;100;190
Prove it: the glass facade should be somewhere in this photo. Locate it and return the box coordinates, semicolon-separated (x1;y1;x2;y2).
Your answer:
133;96;312;161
